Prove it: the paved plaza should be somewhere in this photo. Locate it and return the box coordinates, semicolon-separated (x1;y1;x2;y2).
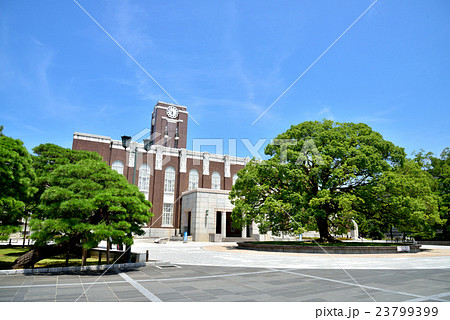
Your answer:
0;241;449;302
131;240;450;270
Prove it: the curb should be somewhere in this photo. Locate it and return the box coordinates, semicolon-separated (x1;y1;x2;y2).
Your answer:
0;262;146;275
236;242;422;254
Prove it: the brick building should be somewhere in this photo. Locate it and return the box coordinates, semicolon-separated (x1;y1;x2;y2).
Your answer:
72;101;260;241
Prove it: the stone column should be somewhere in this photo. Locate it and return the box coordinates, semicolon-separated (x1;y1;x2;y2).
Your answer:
221;211;227;238
155;145;163;171
224;155;230;178
241;225;247;238
179;149;187;173
203;152;210;175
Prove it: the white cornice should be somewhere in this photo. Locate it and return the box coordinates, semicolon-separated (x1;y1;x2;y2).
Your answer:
73;133;248;164
73;132;111;144
182;188;231;197
161;116;184;123
155;101;187;109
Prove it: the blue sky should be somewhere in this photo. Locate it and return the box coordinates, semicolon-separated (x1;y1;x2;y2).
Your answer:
1;0;449;159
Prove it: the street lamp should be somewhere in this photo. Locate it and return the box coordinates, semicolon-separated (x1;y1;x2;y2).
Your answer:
121;135;134;263
143;138;152;152
119;136;153;262
121;135;131;149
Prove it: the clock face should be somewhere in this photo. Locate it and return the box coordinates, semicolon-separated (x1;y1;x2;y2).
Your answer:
166;106;179;119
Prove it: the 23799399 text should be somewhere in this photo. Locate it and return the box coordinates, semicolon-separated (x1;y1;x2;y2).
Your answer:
375;307;438;317
315;306;439;318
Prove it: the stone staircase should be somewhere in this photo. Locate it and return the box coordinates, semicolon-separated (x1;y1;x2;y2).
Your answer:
222;237;252;242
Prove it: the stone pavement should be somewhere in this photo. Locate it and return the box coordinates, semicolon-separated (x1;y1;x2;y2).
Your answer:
130;240;450;270
1;265;450;302
1;241;449;302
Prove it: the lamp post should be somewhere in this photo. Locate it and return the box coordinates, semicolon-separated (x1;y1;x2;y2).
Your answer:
143;138;152;238
120;135;135;263
119;136;153;262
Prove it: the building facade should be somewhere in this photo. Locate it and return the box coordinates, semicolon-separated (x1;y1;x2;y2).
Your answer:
72;101;256;241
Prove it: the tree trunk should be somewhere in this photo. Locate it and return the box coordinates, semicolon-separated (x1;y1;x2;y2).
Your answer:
65;253;69;267
317;216;333;242
22;217;28;248
106;239;110;264
81;248;87;267
12;245;81;269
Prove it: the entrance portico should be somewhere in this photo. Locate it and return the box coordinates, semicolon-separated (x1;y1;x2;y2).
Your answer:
181;188;253;241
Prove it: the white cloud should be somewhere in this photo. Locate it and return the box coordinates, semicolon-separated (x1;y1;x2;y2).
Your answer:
318;107;334;120
353;105;400;124
32;38;44;46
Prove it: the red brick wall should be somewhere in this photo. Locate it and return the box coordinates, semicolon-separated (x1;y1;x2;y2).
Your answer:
73;137;246;232
72;139;111;163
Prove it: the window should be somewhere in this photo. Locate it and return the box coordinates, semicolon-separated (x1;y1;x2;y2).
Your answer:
232;174;238;186
164;166;175;192
112;160;124;175
211;171;221;190
138;164;150;191
162;203;173;227
188;169;199;190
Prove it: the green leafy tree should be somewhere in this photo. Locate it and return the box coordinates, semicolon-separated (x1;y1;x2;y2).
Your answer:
13;145;152;268
230;120;434;242
19;143;105;246
0;126;36;240
414;148;450;239
357;159;441;239
31;143;103;195
430;148;450;238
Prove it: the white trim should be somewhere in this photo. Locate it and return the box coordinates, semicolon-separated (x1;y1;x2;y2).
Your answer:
182;188;231;197
161;116;184;123
73;132;111;144
73;133;249;165
163;193;175;204
155;101;187;109
154;103;188;114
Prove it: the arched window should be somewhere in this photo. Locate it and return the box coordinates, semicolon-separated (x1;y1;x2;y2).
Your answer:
232;174;238;186
211;171;221;190
188;169;199;190
164;166;176;192
112;160;124;175
138;164;150;191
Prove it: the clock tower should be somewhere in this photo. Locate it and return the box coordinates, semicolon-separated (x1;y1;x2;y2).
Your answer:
150;101;188;149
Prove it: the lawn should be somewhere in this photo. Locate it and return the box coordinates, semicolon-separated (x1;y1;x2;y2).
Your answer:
0;247;110;270
0;247;29;270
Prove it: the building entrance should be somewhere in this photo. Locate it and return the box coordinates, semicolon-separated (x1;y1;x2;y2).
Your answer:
187;211;192;236
226;212;241;237
216;212;222;234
